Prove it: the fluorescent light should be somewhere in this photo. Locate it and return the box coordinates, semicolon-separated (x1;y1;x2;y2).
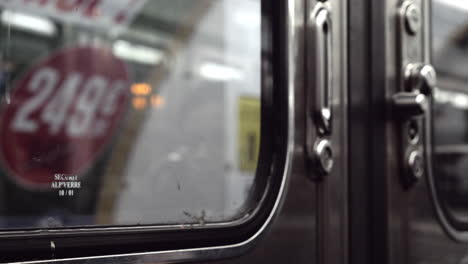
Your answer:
435;0;468;12
199;62;243;81
113;40;164;65
1;10;56;36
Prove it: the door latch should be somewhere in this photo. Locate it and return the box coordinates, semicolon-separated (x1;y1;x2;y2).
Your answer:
393;63;437;186
394;0;436;187
393;64;436;120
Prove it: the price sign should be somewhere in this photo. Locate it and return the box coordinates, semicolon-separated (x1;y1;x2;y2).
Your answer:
0;46;130;189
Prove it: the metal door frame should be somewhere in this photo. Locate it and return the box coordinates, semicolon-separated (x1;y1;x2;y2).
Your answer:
306;0;348;263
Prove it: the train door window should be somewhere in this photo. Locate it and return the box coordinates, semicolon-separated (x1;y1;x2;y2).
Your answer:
0;0;287;260
432;0;468;230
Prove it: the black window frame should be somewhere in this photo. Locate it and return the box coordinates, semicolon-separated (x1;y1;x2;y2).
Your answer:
0;0;290;262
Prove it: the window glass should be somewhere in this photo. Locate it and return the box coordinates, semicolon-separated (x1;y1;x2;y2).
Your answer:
0;0;261;229
433;0;468;223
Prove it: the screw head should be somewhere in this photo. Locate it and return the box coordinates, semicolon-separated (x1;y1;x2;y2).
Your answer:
408;119;419;144
408;150;424;180
314;139;333;175
405;63;437;95
404;3;421;35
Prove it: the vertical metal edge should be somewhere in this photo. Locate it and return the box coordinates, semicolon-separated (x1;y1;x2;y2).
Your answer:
388;0;409;262
341;0;349;262
330;0;348;262
348;0;371;262
370;0;396;262
423;0;430;64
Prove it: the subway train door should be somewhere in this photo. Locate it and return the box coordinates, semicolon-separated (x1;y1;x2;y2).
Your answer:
0;0;348;263
370;0;468;263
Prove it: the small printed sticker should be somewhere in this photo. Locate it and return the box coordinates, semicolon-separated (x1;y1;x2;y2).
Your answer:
51;174;81;197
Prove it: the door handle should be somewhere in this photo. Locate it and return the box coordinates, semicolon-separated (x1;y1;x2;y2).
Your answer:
307;2;334;178
393;63;437;186
393;64;435;119
309;3;332;135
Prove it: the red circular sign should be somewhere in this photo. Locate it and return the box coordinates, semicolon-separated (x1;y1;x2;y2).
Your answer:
0;46;130;189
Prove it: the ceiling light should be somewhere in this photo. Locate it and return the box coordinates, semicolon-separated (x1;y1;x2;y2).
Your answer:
113;40;164;65
199;62;243;81
1;10;56;36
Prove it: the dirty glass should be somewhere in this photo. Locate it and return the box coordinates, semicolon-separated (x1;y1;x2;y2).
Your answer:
432;0;468;223
0;0;261;228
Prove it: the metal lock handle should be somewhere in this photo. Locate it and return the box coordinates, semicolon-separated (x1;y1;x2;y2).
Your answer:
307;2;334;178
393;63;437;185
405;63;437;95
393;64;436;119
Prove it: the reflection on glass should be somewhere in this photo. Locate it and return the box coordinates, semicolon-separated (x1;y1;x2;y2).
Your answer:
0;0;261;229
433;0;468;222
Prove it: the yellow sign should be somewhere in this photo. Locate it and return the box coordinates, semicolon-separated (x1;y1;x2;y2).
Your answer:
238;96;261;173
